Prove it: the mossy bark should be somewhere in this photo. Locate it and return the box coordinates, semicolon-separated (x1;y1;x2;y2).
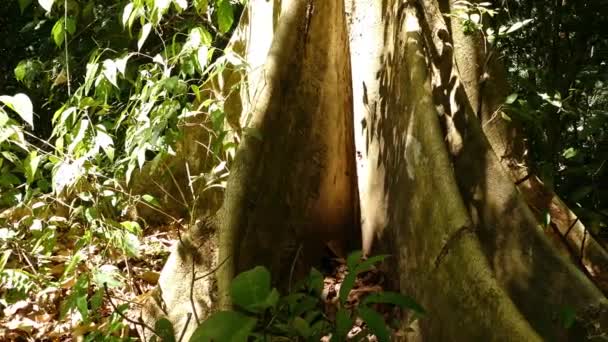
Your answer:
217;0;359;309
147;0;608;340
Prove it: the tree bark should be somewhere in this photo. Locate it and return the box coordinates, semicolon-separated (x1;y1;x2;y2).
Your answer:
142;0;608;340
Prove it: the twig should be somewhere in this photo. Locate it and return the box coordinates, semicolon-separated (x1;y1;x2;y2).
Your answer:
194;255;231;281
190;261;201;325
178;313;193;342
103;283;159;338
288;244;303;293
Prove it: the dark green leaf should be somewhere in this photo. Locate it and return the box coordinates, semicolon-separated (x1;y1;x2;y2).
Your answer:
154;318;176;342
230;266;274;313
358;306;389;342
51;18;65;47
362;292;425;314
333;309;352;341
346;250;363;270
217;0;234;34
505;93;518;104
339;272;356;304
189;311;256;342
19;0;33;13
307;267;324;295
293;317;311;338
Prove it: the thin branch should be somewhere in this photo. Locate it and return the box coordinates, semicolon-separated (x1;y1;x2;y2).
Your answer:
103;283;158;338
178;313;193;342
194;255;231;281
190;261;201;325
288;244;303;294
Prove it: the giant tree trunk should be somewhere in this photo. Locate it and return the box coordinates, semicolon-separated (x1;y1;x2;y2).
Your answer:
142;0;608;340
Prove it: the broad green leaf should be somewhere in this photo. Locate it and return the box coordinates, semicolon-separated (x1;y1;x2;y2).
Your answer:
102;59;118;87
38;0;54;12
217;0;234;34
120;221;141;234
339;272;356;304
307;267;323;295
67;119;89;154
154;318;175;342
0;94;34;128
333;309;352;342
354;254;390;273
84;62;99;94
122;3;134;27
142;194;161;207
346;250;363;270
230;266;274;313
293;317;311;338
362;292;425;314
14;62;27;82
505;93;518;104
562;147;577;159
189;311;256;342
65;17;77;35
138;23;152;51
197;46;209;70
115;54;131;76
174;0;188;10
19;0;33;13
122;231;141;257
51;18;65;47
505;19;533;34
24;151;41;185
92;265;123;288
194;0;208;14
358;306;389;342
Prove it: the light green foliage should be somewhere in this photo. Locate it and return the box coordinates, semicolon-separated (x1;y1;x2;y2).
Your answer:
498;0;608;236
1;0;244;339
182;252;424;342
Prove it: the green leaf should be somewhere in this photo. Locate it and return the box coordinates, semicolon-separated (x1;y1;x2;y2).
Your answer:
307;267;324;295
217;0;234;34
51;18;65;47
560;307;577;329
120;221;141;234
346;250;363;270
339;272;356;304
562;147;577;159
194;0;208;14
354;254;390;273
362;292;425;314
230;266;275;313
189;311;256;342
92;265;123;288
358;306;389;342
122;3;134;27
38;0;54;12
333;309;352;341
102;59;118;87
174;0;188;10
505;93;518;104
141;194;161;207
154;318;176;342
293;316;311;338
138;23;152;51
19;0;33;13
0;94;34;128
65;17;77;35
24;151;41;185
